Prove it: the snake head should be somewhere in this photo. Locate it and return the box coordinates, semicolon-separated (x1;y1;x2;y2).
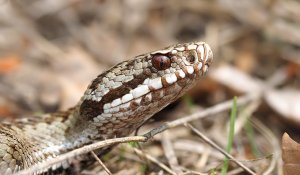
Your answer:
80;41;213;139
150;41;213;79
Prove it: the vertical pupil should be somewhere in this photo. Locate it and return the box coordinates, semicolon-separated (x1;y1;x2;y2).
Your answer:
152;54;171;70
160;59;164;68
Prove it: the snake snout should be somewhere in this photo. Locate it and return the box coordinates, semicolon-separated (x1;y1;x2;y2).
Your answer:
204;43;213;67
194;43;213;74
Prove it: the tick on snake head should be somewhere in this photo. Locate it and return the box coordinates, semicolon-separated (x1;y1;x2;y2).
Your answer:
151;54;171;70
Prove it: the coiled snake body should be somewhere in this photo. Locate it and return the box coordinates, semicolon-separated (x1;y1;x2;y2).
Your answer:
0;41;213;174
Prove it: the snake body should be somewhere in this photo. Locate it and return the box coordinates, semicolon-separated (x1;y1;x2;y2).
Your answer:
0;41;213;174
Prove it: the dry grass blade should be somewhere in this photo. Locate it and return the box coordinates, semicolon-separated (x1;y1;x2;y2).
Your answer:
144;93;258;138
250;118;282;175
234;99;260;135
91;151;112;175
185;123;256;175
133;148;177;175
161;131;182;174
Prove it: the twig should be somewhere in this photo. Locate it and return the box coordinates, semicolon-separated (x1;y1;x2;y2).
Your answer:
15;94;254;175
185;123;256;175
250;118;281;175
15;93;264;175
16;136;147;175
234;99;260;135
181;170;208;175
91;151;112;175
174;139;223;159
144;93;258;139
227;167;246;175
161;130;182;174
133;148;177;175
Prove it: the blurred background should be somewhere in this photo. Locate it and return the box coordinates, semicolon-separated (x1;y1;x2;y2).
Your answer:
0;0;299;174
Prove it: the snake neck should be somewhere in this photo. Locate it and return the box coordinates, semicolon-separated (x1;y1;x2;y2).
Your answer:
62;105;103;150
63;103;148;150
31;96;144;154
52;101;127;152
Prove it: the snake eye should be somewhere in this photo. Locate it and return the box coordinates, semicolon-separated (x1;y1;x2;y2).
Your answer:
186;54;195;63
152;54;171;70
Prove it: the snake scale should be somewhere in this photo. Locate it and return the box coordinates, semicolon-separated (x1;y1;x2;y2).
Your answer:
0;41;213;174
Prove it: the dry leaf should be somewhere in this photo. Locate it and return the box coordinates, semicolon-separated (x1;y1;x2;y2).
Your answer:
265;88;300;125
209;65;264;93
282;133;300;175
211;66;300;126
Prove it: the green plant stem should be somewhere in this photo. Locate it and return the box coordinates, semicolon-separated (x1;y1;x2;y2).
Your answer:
221;96;237;175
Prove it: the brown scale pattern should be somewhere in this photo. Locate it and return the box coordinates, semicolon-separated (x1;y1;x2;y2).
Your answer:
0;41;213;174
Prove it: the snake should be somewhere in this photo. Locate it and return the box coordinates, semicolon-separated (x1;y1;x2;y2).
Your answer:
0;41;213;174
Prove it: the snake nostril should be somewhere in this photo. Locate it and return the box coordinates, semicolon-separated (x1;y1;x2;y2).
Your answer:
186;54;196;64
